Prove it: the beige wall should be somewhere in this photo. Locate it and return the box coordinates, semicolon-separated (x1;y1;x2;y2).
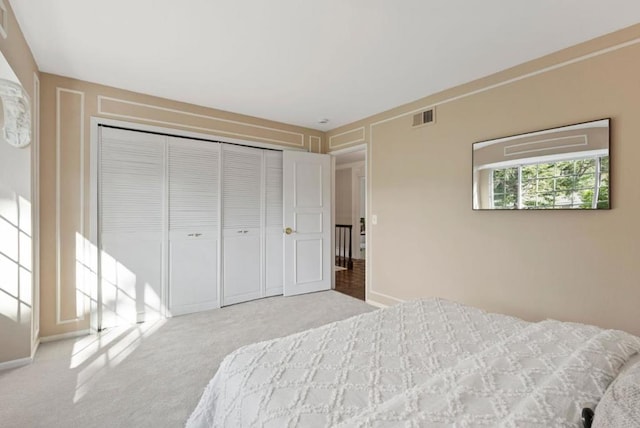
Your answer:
335;168;353;225
0;0;39;363
327;24;640;336
39;73;324;338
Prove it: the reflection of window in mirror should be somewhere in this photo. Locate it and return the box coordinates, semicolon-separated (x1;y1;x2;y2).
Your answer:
490;156;609;209
472;118;610;210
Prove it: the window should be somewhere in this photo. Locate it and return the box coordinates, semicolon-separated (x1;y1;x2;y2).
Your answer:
491;156;609;209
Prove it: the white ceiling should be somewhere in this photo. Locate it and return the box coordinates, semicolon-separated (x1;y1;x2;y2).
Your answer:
12;1;640;131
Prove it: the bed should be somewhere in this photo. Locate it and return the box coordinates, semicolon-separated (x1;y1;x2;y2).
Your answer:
186;298;640;427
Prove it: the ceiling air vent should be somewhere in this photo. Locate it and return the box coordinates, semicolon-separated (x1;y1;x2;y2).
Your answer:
412;107;435;127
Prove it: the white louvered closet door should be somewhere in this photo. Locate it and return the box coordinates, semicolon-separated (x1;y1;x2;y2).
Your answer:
264;151;284;297
222;145;263;305
168;138;221;315
99;127;166;327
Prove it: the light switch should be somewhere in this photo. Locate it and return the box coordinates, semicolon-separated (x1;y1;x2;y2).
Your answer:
371;215;378;225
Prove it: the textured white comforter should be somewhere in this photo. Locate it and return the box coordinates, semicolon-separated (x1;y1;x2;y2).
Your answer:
186;298;640;427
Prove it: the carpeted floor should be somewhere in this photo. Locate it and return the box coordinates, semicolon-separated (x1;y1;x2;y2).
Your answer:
0;291;374;428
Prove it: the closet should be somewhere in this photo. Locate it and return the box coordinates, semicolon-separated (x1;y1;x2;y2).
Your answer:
98;126;285;327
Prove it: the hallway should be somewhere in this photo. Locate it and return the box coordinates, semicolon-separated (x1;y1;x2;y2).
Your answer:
335;259;365;301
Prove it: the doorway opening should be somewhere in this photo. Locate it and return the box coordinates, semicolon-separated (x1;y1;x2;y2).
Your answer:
332;145;367;301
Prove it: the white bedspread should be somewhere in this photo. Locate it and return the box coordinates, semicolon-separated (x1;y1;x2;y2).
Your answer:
186;298;640;427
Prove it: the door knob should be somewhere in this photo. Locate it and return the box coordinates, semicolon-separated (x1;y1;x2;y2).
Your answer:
284;227;294;235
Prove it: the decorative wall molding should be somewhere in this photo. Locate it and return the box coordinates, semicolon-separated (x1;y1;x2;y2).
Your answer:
368;37;640;131
329;127;365;149
32;72;40;343
365;36;640;302
56;87;85;325
310;136;321;153
97;96;306;148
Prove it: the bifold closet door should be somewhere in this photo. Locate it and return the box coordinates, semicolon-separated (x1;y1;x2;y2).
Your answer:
222;145;262;305
168;138;220;315
99;127;165;326
264;151;283;297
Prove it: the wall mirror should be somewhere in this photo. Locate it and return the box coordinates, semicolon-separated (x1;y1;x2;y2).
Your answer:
0;50;30;148
472;118;610;210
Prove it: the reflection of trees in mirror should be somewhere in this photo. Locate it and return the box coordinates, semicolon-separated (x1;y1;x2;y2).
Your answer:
492;156;609;209
492;168;518;208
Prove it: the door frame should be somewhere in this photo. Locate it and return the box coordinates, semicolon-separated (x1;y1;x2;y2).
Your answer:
328;143;368;299
89;117;305;332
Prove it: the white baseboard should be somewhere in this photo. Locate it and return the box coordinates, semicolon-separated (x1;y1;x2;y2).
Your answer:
0;356;32;371
168;301;220;317
0;339;43;371
366;289;405;308
365;298;389;309
31;338;40;359
40;329;90;343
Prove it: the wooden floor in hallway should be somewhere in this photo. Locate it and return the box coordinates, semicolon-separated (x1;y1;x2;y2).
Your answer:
335;259;365;301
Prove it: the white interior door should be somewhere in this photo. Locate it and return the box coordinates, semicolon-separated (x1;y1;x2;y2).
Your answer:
168;137;220;315
283;151;331;296
99;127;166;327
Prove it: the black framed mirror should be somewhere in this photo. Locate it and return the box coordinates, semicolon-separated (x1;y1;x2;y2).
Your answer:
472;118;610;210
